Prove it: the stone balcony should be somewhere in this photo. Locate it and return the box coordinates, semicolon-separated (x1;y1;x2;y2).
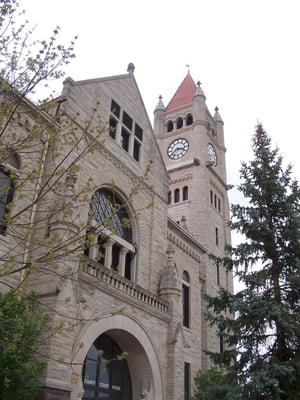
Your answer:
80;256;170;319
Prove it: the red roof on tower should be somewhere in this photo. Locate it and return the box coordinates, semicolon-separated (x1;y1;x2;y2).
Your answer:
166;73;196;112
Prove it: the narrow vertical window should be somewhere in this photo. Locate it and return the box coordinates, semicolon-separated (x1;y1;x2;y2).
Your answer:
210;190;213;204
176;117;183;130
111;243;121;270
214;194;217;208
125;252;132;280
174;188;180;203
182;271;190;328
184;362;191;400
186;114;193;126
133;140;141;161
215;227;219;246
168;191;172;205
183;186;188;201
218;198;221;212
121;128;130;151
109;115;118;139
167;120;173;132
220;328;224;354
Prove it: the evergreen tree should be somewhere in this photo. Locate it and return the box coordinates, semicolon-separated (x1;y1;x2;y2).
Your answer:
195;124;300;400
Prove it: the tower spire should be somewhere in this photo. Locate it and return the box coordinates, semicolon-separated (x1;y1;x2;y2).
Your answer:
166;74;196;112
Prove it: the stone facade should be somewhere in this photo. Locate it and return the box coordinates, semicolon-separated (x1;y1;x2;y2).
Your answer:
0;66;232;400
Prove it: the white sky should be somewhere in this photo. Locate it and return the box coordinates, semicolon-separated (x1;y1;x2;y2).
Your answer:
20;0;300;252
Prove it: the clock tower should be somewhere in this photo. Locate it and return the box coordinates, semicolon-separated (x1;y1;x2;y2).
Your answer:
154;72;231;257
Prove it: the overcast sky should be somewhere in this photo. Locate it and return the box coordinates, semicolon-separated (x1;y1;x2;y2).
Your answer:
20;0;300;215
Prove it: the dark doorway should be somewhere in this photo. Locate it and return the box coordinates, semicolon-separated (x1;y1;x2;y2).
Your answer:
82;333;132;400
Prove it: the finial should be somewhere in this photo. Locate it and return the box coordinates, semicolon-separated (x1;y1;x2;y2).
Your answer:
154;95;165;112
193;80;206;99
127;62;135;75
186;64;191;74
214;106;223;124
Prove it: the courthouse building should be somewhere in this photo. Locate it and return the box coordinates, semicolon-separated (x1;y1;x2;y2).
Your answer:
0;64;232;400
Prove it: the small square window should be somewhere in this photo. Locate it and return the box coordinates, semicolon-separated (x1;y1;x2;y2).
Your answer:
111;100;120;118
134;124;143;141
122;111;133;130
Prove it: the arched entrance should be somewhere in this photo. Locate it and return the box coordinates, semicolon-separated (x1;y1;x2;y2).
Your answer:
71;314;163;400
82;333;132;400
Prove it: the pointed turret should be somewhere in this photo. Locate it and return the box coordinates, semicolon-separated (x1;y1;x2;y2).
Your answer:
214;106;224;145
154;95;165;135
192;81;206;122
214;106;223;125
166;73;196;112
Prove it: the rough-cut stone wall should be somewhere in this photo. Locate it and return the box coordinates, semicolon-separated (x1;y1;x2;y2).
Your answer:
0;70;233;400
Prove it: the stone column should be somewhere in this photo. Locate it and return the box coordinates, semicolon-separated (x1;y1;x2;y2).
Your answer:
104;238;114;269
89;233;98;260
119;247;129;277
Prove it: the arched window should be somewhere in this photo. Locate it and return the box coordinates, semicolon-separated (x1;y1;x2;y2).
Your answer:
167;120;173;133
82;333;132;400
90;189;131;241
182;271;190;328
183;186;188;201
0;152;20;235
168;191;172;205
186;114;193;126
176;117;183;130
174;188;180;203
86;189;136;280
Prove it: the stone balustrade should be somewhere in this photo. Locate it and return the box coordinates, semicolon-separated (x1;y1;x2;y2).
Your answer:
81;256;169;315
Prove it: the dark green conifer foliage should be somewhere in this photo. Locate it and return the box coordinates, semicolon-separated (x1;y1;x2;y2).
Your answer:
195;124;300;400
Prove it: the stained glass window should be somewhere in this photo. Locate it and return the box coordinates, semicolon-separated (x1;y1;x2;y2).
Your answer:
90;189;131;242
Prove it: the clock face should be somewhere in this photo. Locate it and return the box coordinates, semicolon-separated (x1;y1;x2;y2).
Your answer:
167;138;189;160
207;144;217;165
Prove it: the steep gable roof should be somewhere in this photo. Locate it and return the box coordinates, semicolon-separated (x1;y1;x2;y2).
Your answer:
166;73;196;112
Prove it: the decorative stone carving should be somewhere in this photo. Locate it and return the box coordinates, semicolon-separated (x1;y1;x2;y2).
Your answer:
168;322;191;348
159;244;181;296
170;173;192;185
